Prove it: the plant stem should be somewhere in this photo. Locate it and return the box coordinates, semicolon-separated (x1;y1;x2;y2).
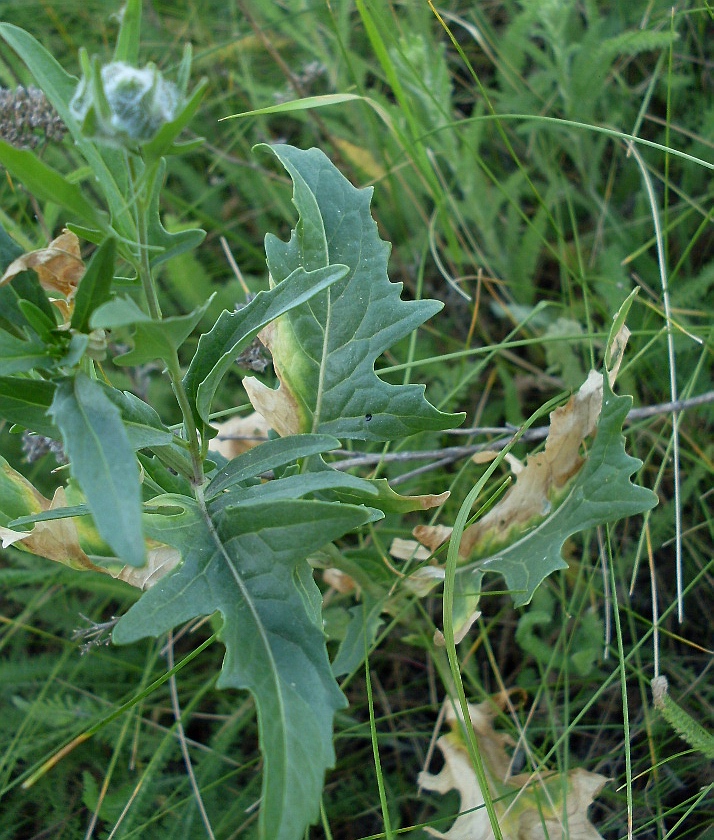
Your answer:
129;154;205;487
130;156;162;322
166;352;205;486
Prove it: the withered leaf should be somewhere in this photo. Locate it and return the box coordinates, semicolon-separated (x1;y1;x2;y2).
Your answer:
0;229;85;299
419;696;607;839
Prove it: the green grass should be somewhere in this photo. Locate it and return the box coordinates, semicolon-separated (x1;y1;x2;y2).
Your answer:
0;1;712;838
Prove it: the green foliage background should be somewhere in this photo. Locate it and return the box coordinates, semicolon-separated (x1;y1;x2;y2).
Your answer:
0;1;711;838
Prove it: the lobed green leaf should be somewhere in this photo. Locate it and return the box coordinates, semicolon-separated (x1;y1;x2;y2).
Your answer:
247;144;463;440
114;496;382;840
450;378;658;632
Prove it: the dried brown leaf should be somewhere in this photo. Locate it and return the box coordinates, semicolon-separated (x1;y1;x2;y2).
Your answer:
322;567;358;594
210;410;271;459
419;696;607;839
0;487;103;572
116;543;181;590
0;229;84;299
413;370;605;561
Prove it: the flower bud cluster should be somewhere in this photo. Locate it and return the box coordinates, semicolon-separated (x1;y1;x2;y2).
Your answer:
0;85;67;149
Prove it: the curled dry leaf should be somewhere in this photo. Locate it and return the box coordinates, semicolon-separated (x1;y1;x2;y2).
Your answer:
413;369;606;561
433;608;481;646
116;542;181;590
0;486;103;573
419;696;607;840
322;567;358;594
0;229;85;300
405;490;451;510
389;538;434;562
390;524;453;562
209;410;271;459
0;459;177;587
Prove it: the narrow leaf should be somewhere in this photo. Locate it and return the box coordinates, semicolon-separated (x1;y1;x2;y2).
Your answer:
206;433;341;498
0;141;104;228
220;93;364;120
208;471;378;514
70;237;117;333
0;329;49;375
49;374;145;566
142;79;208;162
244;144;463;440
113;0;141;64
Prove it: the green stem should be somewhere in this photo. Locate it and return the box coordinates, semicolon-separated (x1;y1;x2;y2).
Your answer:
129;154;205;487
130;156;162;322
166;352;205;486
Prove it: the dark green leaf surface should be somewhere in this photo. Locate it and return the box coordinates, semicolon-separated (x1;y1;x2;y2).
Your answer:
183;263;348;430
70;237;116;333
0;279;53;333
331;597;384;678
206;433;341;498
113;496;380;840
49;374;145;566
451;379;658;632
0;220;23;269
0;329;50;375
249;144;463;440
0;376;56;436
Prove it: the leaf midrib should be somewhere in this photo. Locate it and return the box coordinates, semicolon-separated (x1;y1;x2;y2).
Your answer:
197;497;293;826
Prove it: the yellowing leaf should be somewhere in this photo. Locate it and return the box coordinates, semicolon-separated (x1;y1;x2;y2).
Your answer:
0;229;85;299
0;486;103;573
116;542;181;590
419;696;607;840
331;137;387;182
413;370;607;560
0;456;177;587
243;322;302;436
